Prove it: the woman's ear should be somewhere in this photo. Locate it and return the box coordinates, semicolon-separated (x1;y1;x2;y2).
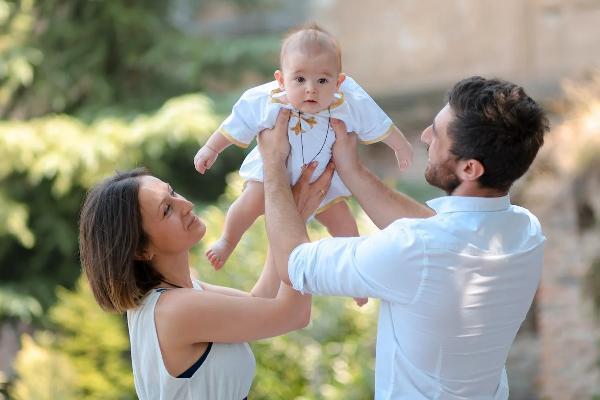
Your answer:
336;72;346;89
134;249;154;262
274;70;285;90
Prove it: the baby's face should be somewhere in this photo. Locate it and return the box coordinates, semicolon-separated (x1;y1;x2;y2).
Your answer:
276;50;344;114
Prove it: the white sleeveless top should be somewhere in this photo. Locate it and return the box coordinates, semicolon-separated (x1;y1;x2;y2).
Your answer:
126;280;256;400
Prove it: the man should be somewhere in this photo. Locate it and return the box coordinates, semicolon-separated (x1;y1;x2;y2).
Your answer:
259;76;549;399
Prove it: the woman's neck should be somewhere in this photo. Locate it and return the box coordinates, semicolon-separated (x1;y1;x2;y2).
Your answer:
151;252;194;288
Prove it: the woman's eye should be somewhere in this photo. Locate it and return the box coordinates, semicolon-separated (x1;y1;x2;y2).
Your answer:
295;76;305;83
163;204;171;217
318;78;328;84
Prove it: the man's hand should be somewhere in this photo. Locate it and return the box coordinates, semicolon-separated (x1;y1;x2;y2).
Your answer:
194;146;219;174
258;109;291;165
331;118;361;175
292;161;334;221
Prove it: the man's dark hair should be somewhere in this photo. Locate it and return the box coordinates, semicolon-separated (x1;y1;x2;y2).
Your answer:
447;76;549;192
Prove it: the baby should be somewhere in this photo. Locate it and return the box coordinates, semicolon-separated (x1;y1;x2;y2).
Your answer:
194;23;413;275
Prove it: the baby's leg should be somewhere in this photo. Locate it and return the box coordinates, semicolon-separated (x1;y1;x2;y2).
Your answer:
315;200;359;237
315;201;367;307
206;181;264;270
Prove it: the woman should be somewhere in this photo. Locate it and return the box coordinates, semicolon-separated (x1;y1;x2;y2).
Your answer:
78;146;332;397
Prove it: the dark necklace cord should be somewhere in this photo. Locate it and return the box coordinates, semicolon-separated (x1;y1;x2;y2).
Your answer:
160;279;184;289
299;107;331;167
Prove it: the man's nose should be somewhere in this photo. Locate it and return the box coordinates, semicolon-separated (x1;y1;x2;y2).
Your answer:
421;127;431;144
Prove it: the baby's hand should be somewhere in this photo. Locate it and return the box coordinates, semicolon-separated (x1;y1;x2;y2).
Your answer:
394;141;414;171
194;146;219;174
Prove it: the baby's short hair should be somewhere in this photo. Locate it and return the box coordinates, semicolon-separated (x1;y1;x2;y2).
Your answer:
280;22;342;72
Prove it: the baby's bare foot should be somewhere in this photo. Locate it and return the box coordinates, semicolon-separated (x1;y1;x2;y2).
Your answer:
205;238;235;270
354;297;368;307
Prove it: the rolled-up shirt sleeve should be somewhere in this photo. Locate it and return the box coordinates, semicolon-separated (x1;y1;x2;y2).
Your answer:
288;220;425;304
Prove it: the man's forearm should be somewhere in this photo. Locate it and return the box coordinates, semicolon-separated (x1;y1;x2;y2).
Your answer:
263;159;309;285
339;163;434;229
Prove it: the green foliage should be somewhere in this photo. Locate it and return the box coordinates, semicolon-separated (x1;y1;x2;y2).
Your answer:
49;277;136;399
10;332;78;400
0;286;41;323
587;258;600;316
0;0;279;119
10;277;135;399
0;93;247;310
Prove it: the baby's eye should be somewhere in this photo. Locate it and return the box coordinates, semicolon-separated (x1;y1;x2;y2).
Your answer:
295;76;305;83
318;78;329;84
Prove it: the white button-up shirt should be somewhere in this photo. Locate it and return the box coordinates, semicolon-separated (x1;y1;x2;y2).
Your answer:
289;195;545;400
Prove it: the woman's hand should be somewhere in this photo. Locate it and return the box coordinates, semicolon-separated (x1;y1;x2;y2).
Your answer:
292;161;334;221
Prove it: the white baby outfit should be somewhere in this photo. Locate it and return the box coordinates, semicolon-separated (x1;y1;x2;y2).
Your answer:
218;76;395;209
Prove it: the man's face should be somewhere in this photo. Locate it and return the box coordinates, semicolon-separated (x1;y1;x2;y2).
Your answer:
420;104;461;194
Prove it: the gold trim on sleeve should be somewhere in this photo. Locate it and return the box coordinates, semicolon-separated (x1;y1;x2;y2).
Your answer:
360;123;394;145
218;128;250;149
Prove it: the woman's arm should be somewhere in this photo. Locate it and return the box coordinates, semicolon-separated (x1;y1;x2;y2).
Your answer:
200;248;278;298
157;267;311;343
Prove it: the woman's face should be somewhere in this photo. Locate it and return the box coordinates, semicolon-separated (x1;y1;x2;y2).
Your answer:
138;176;206;256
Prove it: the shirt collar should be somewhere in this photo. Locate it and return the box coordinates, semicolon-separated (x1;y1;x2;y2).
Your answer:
426;195;511;214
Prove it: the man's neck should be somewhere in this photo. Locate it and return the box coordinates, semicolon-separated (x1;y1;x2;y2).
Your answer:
450;181;507;198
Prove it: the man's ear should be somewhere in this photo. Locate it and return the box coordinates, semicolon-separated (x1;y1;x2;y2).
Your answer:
336;72;346;89
274;70;285;90
457;158;485;182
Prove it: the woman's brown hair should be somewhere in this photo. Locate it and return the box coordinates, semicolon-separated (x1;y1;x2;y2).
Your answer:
79;168;162;313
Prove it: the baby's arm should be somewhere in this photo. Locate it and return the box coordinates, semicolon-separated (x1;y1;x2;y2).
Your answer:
382;126;413;171
194;131;233;174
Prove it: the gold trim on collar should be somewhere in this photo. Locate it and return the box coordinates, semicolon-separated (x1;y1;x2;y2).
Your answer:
269;88;346;110
329;92;345;110
269;87;286;104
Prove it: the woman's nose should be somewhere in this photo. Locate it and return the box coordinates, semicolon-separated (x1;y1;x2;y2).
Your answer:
176;196;194;213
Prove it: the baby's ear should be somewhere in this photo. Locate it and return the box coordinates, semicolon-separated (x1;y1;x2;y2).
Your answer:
336;73;346;89
274;70;285;89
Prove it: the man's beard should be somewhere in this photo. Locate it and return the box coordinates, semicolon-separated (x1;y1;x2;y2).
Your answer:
424;161;461;195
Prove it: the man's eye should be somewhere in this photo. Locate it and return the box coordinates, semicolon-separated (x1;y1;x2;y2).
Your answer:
295;76;305;83
318;78;328;84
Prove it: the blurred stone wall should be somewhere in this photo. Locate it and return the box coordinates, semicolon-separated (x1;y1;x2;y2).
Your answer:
313;0;600;98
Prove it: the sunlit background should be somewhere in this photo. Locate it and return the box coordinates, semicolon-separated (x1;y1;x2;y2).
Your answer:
1;1;599;399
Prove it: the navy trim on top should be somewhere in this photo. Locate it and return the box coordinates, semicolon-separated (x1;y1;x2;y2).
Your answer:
177;342;213;378
154;288;214;379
